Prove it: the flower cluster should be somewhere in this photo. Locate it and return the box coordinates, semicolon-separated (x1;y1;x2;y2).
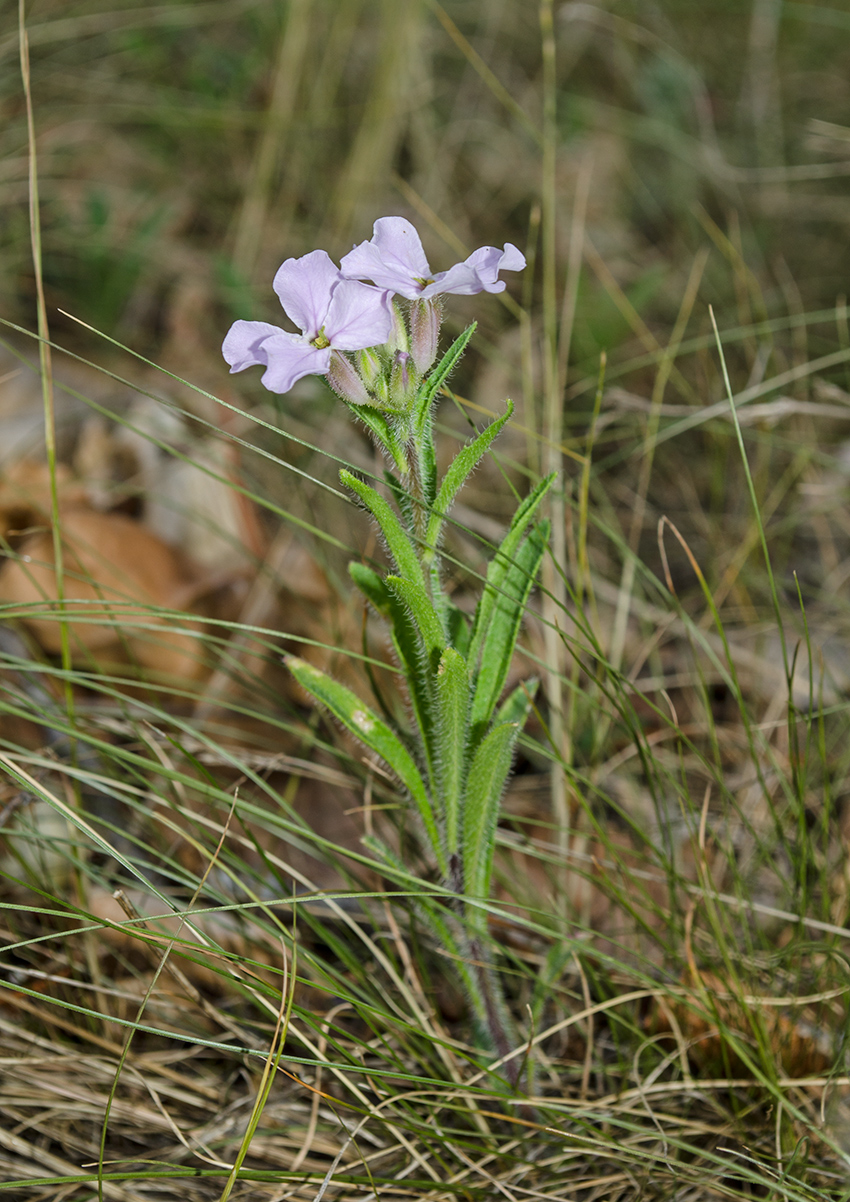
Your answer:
222;217;525;408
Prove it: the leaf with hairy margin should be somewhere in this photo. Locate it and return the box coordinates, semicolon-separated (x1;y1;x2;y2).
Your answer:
287;656;444;871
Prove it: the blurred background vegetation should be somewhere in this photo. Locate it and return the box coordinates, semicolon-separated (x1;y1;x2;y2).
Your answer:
5;0;850;588
4;0;850;358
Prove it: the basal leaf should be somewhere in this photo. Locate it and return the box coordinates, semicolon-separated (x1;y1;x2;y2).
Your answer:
287;656;444;870
424;402;513;556
462;720;520;905
469;519;548;738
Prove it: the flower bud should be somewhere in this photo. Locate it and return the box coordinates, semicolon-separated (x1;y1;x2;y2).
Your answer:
410;298;441;374
326;350;370;405
356;347;383;387
385;302;410;355
389;350;417;406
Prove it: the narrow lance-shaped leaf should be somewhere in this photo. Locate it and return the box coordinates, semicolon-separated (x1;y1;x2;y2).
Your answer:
495;676;539;729
470;520;548;736
434;646;470;856
348;562;436;786
462;720;521;912
413;322;476;437
424;401;514;561
347;403;409;475
385;575;445;673
341;469;427;594
287;656;445;872
467;473;555;672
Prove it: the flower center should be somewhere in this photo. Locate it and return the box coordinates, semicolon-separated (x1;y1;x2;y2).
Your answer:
312;329;331;349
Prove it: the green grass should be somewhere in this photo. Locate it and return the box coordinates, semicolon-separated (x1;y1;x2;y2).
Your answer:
2;0;850;1198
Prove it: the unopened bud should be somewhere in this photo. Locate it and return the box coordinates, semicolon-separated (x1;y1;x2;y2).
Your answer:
356;347;383;386
390;350;417;404
410;298;441;374
386;303;410;354
326;351;370;405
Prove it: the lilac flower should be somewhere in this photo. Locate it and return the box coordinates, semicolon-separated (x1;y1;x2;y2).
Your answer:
222;249;394;395
340;216;526;300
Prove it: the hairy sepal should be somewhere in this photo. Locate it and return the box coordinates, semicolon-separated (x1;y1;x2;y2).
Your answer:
287;656;444;871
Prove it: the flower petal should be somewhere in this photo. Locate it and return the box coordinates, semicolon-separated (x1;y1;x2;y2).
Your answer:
340;216;432;298
222;320;287;372
255;334;331;393
324;279;395;350
425;242;526;298
272;249;341;338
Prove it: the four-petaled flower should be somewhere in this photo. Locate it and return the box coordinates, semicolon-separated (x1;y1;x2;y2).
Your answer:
339;216;526;300
222;249;394;394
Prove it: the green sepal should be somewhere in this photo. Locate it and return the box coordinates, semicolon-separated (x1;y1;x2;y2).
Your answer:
435;646;470;856
287;656;445;871
462;720;521;905
495;676;539;729
467;473;555;672
413;322;476;437
346;403;409;474
341;469;428;594
385;575;446;674
424;401;514;556
470;519;548;738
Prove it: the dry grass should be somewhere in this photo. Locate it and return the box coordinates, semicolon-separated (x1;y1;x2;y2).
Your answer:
2;1;850;1198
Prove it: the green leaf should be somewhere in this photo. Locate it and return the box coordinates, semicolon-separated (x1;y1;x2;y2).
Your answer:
383;469;418;539
287;656;445;871
413;322;476;436
349;562;391;613
467;473;555;672
348;562;436;784
447;601;472;659
495;676;539;729
470;520;548;737
347;403;409;474
419;426;438;509
385;575;445;673
463;721;520;904
435;647;470;856
341;469;427;594
424;401;514;556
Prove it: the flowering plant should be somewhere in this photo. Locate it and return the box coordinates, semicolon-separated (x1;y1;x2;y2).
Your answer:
224;217;550;1088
